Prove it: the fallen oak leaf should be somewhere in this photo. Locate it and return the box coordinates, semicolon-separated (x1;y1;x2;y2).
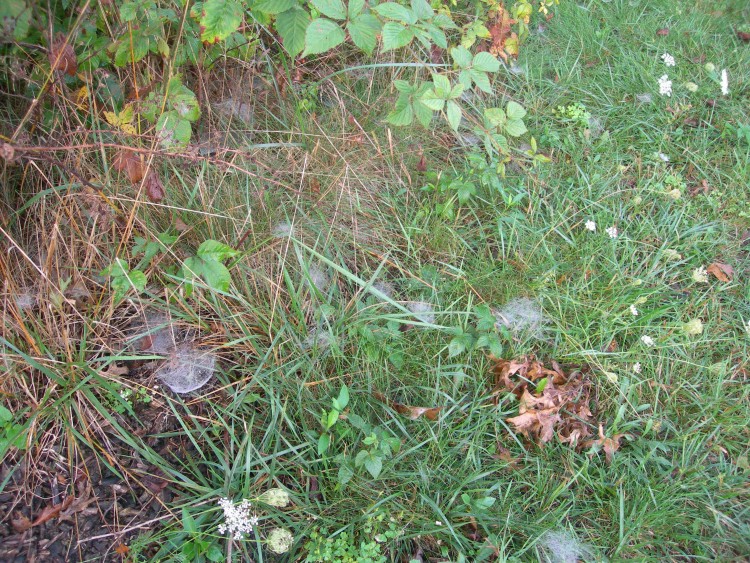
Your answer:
113;149;146;184
706;262;733;282
143;170;165;203
372;391;442;421
583;424;625;464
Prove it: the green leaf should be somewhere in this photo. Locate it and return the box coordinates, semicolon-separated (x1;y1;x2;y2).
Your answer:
448;82;464;99
256;0;296;14
197;239;239;262
386;99;414;126
311;0;346;20
182;508;197;535
338;463;354;485
206;545;224;562
373;2;416;24
363;454;382;479
156;111;192;148
354;449;368;467
114;34;150;67
505;101;527;120
167;79;201;122
199;0;244;43
128;270;147;293
420;89;445;111
505;118;527;137
201;259;231;291
326;409;339;429
431;73;451;95
0;405;12;424
302;18;345;56
470;69;492;93
451;46;472;68
348;0;364;17
393;80;415;93
318;433;330;455
347;14;381;54
472;51;500;73
119;2;139;21
446;100;462;131
432;12;457;29
410;0;433;19
413;100;433;128
448;335;466;357
276;6;310;56
456;180;476;203
426;25;447;49
485;107;506;127
336;385;349;410
475;496;496;510
381;22;413;50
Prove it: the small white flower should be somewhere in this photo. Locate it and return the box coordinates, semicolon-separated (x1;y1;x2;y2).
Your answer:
667;188;681;200
661;53;676;67
435;521;443;526
658;74;673;96
641;335;655;347
606;226;618;239
692;266;709;283
218;497;257;541
632;362;642;374
683;318;704;336
630;305;639;316
720;69;729;96
657;152;670;162
585;220;596;232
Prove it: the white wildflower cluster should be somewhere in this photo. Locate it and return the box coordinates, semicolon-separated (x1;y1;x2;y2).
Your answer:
632;362;642;374
585;220;596;232
720;69;729;96
267;528;294;554
658;74;673;97
692;266;709;283
641;335;655;347
217;498;258;540
661;53;676;67
630;304;639;316
606;226;618;239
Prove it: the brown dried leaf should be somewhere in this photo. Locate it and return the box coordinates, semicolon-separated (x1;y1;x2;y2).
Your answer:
48;35;77;76
143;170;165;203
706;262;733;282
113;149;146;184
584;424;624;464
373;391;442;421
1;143;15;163
737;29;750;43
656;27;670;36
11;513;32;533
487;7;517;61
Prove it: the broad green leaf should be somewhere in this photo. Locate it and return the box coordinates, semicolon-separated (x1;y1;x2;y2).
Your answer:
381;22;414;51
485;107;506;127
505;118;527;137
0;405;12;424
458;69;472;90
302;18;345;56
347;14;380;54
432;12;457;29
431;73;451;96
354;449;368;467
448;82;464;99
470;69;492;93
363;454;382;478
276;6;310;56
200;259;231;291
426;24;447;49
336;385;349;410
456;180;476;203
156;111;192;148
386;100;414;126
448;335;466;357
450;46;472;68
182;508;197;535
199;0;244;43
326;409;339;429
446;100;461;131
119;2;139;21
373;2;416;24
475;496;496;509
206;545;224;562
393;80;415;93
348;0;364;18
311;0;346;20
128;270;147;293
505;100;527;120
255;0;296;14
410;0;433;19
337;463;354;485
114;34;149;67
472;51;500;73
197;239;239;262
317;433;330;455
413;100;433;128
420;89;445;111
167;79;201;122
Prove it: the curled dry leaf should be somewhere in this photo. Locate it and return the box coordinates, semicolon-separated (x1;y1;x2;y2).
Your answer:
706;262;733;282
143;170;165;202
583;424;625;464
656;27;670;36
487;6;518;61
48;34;77;75
373;391;442;421
113;149;146;184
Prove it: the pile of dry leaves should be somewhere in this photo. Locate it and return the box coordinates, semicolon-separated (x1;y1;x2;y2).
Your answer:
492;356;624;462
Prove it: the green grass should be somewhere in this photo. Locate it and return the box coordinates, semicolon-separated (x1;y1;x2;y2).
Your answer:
2;0;749;561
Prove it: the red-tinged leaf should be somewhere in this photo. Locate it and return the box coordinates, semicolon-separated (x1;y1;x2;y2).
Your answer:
49;34;77;75
656;27;669;36
143;170;165;202
417;153;427;172
706;262;733;282
373;391;442;420
11;513;32;533
737;29;750;43
115;544;130;556
113;149;146;184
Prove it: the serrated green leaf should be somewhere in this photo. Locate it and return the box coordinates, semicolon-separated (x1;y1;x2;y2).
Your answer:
426;24;447;49
348;0;364;18
470;69;492;93
114;34;150;67
393;79;414;93
458;69;472;90
374;2;416;24
448;82;464;99
451;46;472;68
318;433;330;455
363;454;382;478
197;239;239;262
410;0;433;19
386;100;414;126
347;14;380;54
431;73;451;95
119;2;139;21
381;22;414;50
311;0;346;20
156;111;192;148
505;118;527;137
338;463;354;485
199;0;244;43
472;51;500;73
432;12;457;29
200;258;231;291
302;18;345;56
448;336;466;357
420;89;444;111
456;181;476;203
505;100;527;120
446;100;461;131
485;107;506;127
413;100;433;128
168;82;201;122
276;6;310;56
255;0;296;14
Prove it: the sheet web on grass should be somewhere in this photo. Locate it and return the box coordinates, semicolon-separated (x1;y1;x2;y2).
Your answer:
493;297;548;338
